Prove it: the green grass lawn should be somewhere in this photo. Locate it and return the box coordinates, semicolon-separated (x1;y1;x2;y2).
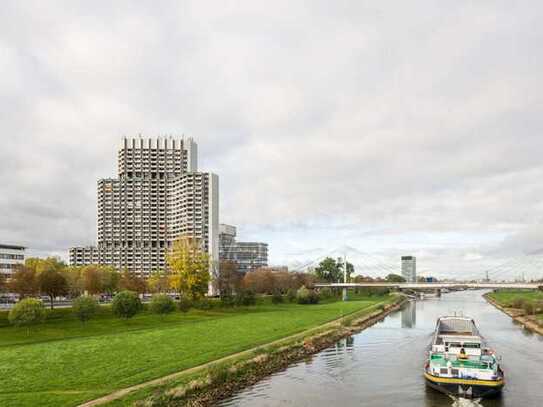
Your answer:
487;289;543;308
0;295;391;407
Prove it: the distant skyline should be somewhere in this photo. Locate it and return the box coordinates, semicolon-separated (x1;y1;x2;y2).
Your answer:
1;1;543;279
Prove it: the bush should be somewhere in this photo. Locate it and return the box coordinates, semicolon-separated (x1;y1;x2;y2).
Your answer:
297;286;320;304
319;287;334;299
207;365;230;385
286;288;297;303
511;298;526;309
271;290;284;304
220;293;235;307
149;294;176;317
72;295;99;323
8;298;46;332
112;290;142;319
195;298;214;310
523;301;535;315
178;296;192;313
235;289;256;306
239;289;257;306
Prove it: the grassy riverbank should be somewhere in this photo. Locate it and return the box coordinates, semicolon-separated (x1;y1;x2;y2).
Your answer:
487;289;543;318
486;289;543;333
99;294;404;407
0;294;395;407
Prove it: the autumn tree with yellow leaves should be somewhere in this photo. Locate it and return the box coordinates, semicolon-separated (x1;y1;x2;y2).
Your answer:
167;237;210;300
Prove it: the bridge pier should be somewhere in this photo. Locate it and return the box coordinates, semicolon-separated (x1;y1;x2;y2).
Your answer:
342;287;348;301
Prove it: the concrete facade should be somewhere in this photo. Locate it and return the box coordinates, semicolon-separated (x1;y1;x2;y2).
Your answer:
70;136;218;277
219;223;268;273
0;244;25;277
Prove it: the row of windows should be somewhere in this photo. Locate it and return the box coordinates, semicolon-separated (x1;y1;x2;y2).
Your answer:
0;263;20;269
0;254;24;260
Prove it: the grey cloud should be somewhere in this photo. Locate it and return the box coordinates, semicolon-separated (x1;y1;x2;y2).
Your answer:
1;1;543;279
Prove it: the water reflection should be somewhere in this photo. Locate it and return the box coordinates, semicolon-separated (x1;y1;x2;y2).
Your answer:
220;291;543;407
401;300;417;328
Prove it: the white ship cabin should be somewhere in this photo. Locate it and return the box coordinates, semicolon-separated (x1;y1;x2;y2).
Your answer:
432;317;483;357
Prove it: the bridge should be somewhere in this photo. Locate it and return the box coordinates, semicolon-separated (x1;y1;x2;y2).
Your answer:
315;282;542;301
315;282;543;290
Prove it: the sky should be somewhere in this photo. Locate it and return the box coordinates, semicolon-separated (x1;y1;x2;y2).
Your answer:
1;1;543;280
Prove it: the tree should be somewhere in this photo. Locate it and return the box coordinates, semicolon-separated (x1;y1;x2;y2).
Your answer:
242;269;275;294
385;273;406;283
273;271;296;293
271;289;283;304
296;286;319;304
8;298;46;334
344;261;354;282
147;270;170;294
119;270;147;294
286;288;297;302
65;266;85;297
0;273;6;293
111;291;142;319
149;294;176;317
72;295;99;323
8;265;38;298
216;261;243;297
291;272;317;289
178;296;192;313
24;257;42;273
101;266;120;295
314;257;343;283
37;267;69;309
83;265;103;295
353;275;375;283
167;237;210;300
234;289;256;306
33;257;66;274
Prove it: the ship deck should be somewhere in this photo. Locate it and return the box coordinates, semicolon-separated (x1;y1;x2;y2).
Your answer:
429;354;493;370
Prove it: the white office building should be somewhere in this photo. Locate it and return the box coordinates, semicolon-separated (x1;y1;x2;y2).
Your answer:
70;136;219;278
401;256;417;283
0;244;26;277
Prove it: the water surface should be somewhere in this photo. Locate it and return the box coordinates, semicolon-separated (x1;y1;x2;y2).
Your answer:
220;290;543;407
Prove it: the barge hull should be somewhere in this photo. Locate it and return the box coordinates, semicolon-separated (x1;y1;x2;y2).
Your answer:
425;374;503;398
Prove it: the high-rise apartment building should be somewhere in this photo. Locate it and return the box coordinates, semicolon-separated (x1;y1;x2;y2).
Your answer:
70;137;218;278
219;224;268;273
0;244;26;277
401;255;417;283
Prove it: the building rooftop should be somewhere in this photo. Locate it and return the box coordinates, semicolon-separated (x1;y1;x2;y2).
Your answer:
0;244;26;250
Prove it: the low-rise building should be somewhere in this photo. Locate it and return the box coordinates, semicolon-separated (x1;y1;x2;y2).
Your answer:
0;244;26;277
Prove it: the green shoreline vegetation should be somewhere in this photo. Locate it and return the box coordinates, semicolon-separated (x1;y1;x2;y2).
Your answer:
487;289;543;322
101;294;403;407
0;293;393;407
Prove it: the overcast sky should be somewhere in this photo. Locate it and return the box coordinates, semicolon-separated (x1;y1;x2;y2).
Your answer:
1;1;543;280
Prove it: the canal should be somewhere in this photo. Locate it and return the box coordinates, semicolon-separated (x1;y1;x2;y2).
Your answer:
219;290;543;407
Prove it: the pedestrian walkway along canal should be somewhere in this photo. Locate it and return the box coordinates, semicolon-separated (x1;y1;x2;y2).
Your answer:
219;290;543;407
